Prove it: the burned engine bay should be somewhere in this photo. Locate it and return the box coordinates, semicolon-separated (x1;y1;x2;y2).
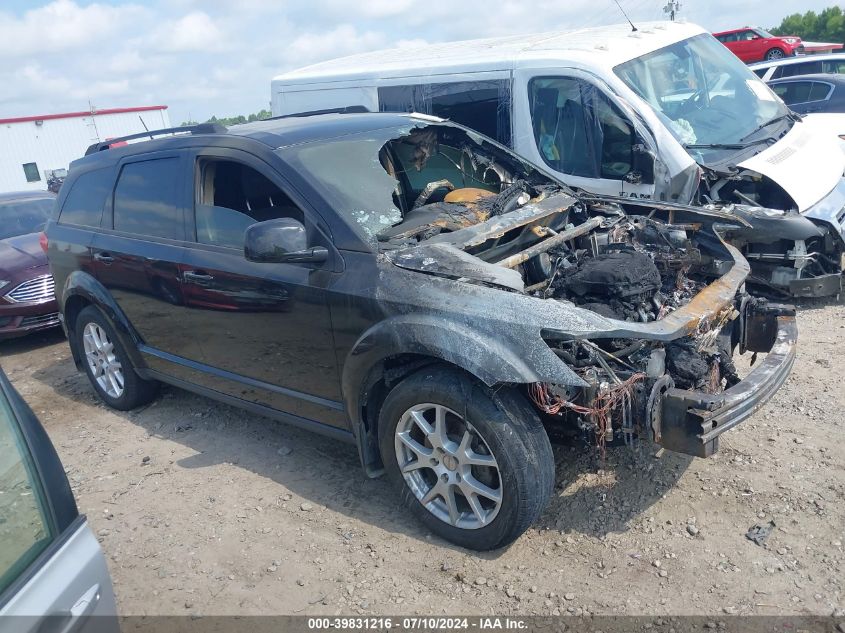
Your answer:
377;124;779;453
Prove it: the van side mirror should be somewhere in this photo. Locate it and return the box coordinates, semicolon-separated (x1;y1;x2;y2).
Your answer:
628;143;655;185
244;218;327;264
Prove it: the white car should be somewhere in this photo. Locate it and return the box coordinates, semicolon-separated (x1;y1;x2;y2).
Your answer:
749;52;845;81
0;367;117;630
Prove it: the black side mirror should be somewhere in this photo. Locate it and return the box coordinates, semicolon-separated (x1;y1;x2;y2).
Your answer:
244;218;328;264
628;142;655;185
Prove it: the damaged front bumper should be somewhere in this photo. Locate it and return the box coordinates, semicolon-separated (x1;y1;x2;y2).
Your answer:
653;302;797;457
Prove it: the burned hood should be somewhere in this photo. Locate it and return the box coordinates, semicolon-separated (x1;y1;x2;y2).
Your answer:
386;243;525;292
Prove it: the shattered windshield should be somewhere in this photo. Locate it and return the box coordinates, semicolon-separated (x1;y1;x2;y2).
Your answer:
614;33;790;165
277;121;557;246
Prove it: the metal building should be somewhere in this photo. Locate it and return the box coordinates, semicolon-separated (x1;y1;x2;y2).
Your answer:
0;105;170;193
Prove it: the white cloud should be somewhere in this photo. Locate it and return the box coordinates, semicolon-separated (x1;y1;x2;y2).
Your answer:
148;11;227;53
285;24;386;66
0;0;839;126
0;0;146;57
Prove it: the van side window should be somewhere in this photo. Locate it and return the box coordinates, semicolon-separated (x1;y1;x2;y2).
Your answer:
378;81;511;147
781;61;822;78
58;168;112;228
194;159;304;249
594;95;634;179
822;59;845;74
528;77;596;178
113;158;184;240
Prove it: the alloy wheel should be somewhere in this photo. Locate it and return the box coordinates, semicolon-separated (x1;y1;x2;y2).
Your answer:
394;403;502;529
82;322;124;398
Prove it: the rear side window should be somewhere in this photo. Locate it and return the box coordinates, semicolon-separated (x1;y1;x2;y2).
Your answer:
809;82;833;101
113;158;184;240
772;81;813;105
58;168;112;228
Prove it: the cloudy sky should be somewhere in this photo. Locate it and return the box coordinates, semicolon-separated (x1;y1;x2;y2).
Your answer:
0;0;835;124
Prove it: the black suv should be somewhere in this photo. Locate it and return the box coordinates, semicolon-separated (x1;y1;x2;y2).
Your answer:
45;113;795;549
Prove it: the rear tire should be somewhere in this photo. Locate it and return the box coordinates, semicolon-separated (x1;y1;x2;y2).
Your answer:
765;48;785;61
378;366;554;550
74;306;159;410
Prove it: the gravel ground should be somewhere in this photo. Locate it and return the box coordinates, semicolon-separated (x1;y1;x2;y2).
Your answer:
0;300;843;617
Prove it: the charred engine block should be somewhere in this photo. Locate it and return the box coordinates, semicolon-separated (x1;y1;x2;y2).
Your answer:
532;213;743;450
555;251;662;321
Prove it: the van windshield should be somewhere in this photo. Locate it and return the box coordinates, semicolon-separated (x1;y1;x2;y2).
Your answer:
614;33;791;165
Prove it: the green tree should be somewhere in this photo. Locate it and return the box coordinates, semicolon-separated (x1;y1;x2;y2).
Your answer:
771;5;845;43
180;109;271;127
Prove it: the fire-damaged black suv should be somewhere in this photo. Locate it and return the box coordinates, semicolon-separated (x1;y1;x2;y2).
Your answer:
45;113;796;549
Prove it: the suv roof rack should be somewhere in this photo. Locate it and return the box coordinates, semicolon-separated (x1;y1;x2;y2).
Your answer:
261;105;371;122
84;122;228;156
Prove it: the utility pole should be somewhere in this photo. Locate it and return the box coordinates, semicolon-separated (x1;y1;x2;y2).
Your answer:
663;0;681;21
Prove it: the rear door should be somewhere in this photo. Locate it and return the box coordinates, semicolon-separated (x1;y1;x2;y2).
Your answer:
90;152;203;367
179;149;346;428
0;369;117;630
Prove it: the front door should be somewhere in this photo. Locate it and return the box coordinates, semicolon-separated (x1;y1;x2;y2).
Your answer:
513;70;657;200
180;149;345;427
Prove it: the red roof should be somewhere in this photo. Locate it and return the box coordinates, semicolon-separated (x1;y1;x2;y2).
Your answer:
0;105;168;125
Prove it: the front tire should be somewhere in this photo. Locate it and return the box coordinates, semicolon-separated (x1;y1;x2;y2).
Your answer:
75;305;159;410
378;366;554;550
765;48;785;60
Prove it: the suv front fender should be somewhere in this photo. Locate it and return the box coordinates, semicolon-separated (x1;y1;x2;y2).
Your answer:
341;313;584;474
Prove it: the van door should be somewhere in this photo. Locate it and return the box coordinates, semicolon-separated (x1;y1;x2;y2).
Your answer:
512;69;656;200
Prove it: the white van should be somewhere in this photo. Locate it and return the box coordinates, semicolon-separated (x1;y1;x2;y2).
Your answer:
271;21;845;297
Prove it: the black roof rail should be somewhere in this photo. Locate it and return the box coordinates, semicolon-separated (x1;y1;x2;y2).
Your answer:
260;105;371;122
84;122;228;156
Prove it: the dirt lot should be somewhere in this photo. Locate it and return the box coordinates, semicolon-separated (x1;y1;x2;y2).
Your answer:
1;301;843;617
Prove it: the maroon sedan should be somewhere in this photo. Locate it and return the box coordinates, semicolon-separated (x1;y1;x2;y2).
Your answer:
0;191;59;339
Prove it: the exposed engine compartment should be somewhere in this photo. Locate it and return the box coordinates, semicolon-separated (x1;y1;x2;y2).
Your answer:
377;124;761;453
697;170;844;297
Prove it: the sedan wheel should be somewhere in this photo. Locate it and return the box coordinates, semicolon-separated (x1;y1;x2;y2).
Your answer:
82;322;124;398
395;403;502;529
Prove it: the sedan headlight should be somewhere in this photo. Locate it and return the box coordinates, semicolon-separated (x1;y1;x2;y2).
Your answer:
0;280;10;291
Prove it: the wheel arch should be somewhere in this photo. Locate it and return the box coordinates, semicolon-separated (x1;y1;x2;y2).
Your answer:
60;270;145;371
341;315;556;477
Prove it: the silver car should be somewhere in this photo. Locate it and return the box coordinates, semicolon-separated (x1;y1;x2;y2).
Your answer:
0;367;117;630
